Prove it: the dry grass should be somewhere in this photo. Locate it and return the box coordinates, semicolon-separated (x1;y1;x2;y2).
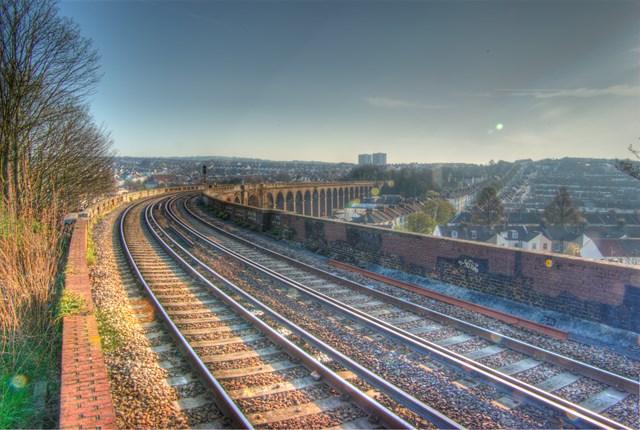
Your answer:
0;206;62;361
0;204;66;428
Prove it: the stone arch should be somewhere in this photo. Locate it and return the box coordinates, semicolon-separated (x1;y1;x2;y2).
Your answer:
266;193;275;209
327;188;333;217
319;189;326;217
338;188;344;209
247;194;260;207
286;191;295;212
295;191;303;214
234;196;241;204
312;189;319;217
304;190;311;216
276;192;285;210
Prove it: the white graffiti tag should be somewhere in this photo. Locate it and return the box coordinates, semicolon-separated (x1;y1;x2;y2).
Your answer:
458;259;479;273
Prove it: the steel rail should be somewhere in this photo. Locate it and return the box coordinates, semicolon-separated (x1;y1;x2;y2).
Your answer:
328;260;640;394
147;198;424;430
183;193;640;396
174;195;633;430
119;199;253;430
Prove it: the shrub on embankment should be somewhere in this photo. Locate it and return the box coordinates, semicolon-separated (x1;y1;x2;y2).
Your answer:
0;206;68;428
0;0;115;426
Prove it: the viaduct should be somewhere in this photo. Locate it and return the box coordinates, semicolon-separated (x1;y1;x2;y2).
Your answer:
60;181;639;429
211;181;378;217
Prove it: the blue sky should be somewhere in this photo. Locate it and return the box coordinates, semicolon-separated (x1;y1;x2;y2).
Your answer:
59;0;640;164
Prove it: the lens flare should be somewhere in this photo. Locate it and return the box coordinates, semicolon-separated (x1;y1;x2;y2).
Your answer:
10;374;28;390
371;187;380;196
496;123;504;130
565;410;579;422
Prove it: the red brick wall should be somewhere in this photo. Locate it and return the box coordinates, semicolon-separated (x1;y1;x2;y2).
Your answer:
378;229;634;307
201;197;640;333
272;214;640;333
59;220;116;429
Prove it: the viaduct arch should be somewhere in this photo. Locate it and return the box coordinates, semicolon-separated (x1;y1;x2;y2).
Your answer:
206;181;377;217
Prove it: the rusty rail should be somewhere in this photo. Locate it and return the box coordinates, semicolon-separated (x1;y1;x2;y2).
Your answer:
329;260;569;341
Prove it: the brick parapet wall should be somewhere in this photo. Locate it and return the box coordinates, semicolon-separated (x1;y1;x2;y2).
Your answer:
57;185;228;429
59;219;116;429
200;196;640;334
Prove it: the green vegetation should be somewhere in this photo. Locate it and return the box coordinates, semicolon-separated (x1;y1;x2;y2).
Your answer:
267;226;282;238
0;207;66;429
215;211;230;220
1;1;114;427
402;212;436;234
54;290;88;322
423;197;455;226
233;219;256;230
86;227;97;266
399;197;456;235
94;309;127;353
1;374;40;429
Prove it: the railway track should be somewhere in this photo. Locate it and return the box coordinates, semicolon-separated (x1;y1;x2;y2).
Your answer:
156;193;638;429
120;197;422;429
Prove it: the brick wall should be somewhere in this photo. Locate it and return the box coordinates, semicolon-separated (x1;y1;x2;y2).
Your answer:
200;197;640;333
58;185;208;429
59;219;116;429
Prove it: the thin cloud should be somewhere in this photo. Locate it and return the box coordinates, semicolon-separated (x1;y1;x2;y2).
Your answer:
503;85;640;99
365;97;452;109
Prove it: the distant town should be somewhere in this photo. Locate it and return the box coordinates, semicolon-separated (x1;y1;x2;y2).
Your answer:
114;155;640;265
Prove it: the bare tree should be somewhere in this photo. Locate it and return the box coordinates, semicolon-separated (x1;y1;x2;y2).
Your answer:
0;0;113;215
616;144;640;180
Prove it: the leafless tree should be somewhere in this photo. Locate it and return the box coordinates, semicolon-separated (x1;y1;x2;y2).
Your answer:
0;0;113;215
615;144;640;181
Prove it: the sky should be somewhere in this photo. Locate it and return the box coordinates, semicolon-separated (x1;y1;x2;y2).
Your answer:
58;0;640;164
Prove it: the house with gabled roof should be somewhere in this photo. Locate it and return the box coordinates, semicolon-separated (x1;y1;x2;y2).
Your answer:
593;238;640;264
492;226;551;252
540;226;599;258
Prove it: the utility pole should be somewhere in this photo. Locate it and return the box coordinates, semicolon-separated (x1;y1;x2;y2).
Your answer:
202;164;207;186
